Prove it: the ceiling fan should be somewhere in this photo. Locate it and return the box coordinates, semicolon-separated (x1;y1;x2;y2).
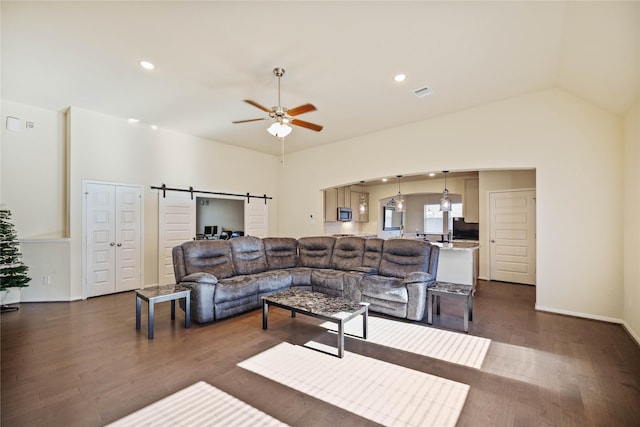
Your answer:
232;67;323;135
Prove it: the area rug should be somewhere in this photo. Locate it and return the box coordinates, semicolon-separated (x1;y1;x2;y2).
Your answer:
238;342;469;427
107;381;288;426
320;316;491;369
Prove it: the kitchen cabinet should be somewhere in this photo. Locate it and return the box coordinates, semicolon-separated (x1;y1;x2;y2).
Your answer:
463;178;479;223
350;191;369;222
324;188;338;222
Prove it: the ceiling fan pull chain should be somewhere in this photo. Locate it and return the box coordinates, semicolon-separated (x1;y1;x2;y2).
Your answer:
280;136;285;167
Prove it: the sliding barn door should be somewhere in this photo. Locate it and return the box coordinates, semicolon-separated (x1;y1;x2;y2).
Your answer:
244;198;269;237
158;191;196;285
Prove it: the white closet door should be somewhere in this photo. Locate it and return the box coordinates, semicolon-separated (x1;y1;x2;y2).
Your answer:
84;181;143;298
158;191;195;285
86;183;116;297
115;186;142;292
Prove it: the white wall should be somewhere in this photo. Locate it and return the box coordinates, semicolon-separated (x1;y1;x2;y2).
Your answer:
623;100;640;342
67;106;280;299
1;101;67;238
279;89;625;325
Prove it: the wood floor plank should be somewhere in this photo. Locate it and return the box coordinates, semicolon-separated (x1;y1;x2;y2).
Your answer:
2;280;640;426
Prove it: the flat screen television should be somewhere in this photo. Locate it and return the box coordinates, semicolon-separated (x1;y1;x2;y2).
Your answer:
453;218;479;240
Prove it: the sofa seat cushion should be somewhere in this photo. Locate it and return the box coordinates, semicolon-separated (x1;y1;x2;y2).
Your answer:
360;275;408;303
361;295;407;319
252;269;292;294
214;296;259;319
215;276;259;303
287;267;313;286
311;269;345;291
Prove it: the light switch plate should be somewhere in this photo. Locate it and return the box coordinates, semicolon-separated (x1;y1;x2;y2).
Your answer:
6;116;21;131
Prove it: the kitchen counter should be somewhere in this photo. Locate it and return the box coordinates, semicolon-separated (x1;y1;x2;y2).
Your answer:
431;241;480;251
430;240;480;292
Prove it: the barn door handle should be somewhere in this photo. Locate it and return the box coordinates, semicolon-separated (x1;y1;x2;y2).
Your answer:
110;242;115;246
117;243;122;247
491;240;495;243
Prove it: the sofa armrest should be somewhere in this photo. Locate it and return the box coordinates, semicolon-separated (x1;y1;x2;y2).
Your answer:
405;281;428;321
182;272;218;285
180;280;216;324
403;271;434;285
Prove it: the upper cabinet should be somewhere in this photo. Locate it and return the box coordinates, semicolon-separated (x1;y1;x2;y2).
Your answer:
463;178;479;223
324;187;369;222
324;188;338;222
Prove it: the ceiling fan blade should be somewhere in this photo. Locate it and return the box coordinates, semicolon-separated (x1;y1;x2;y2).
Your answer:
232;118;267;124
243;99;272;113
287;103;317;117
291;118;323;132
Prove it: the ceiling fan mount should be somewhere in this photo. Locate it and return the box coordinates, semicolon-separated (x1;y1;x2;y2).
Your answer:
232;67;323;133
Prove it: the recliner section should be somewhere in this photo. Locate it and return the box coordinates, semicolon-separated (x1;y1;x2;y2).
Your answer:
172;235;439;324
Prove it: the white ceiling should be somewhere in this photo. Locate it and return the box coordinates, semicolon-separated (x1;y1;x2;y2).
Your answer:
2;1;638;156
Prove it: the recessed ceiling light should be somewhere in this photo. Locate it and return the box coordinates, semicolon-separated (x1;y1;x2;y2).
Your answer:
428;173;435;177
382;178;388;182
139;60;155;70
150;125;158;130
394;74;406;82
128;118;140;124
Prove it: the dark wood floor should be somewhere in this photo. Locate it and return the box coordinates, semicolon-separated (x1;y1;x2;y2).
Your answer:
2;280;640;427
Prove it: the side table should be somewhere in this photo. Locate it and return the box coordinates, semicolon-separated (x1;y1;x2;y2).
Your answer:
135;284;191;339
427;281;473;333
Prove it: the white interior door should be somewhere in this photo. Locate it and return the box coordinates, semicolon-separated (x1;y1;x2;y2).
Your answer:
244;198;269;237
85;181;143;298
158;191;196;285
86;183;116;297
489;189;536;285
115;186;142;292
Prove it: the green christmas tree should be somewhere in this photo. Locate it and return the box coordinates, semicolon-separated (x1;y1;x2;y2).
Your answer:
1;210;30;310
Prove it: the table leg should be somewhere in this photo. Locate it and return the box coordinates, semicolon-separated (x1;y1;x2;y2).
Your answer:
262;299;268;330
148;301;155;339
171;300;175;320
436;295;441;315
469;294;473;321
427;291;433;325
185;296;191;329
136;296;141;330
362;306;368;340
463;296;469;333
338;320;345;358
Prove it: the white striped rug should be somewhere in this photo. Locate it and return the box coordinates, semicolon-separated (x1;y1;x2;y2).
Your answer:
238;342;469;427
107;381;288;427
320;316;491;369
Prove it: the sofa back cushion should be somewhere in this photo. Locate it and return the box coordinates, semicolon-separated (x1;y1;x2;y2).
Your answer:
181;240;235;279
363;238;384;271
230;236;268;275
263;237;298;269
298;236;336;268
330;236;365;271
378;238;432;278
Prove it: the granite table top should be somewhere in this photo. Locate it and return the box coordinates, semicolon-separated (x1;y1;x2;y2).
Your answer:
262;288;367;319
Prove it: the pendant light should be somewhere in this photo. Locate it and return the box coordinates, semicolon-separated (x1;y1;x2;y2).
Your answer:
395;175;405;213
359;181;368;215
440;171;451;211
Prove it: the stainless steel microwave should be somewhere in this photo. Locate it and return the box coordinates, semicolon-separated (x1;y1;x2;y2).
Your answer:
337;207;352;221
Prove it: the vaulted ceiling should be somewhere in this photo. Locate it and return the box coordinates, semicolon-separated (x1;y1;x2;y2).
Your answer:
2;1;638;156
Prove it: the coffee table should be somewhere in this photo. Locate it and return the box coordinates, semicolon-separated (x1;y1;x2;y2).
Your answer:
135;284;191;339
262;289;368;358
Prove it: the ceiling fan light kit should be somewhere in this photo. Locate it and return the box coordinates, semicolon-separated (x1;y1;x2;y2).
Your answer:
232;67;323;136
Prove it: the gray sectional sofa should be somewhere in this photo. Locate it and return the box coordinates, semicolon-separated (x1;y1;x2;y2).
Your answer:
172;235;439;324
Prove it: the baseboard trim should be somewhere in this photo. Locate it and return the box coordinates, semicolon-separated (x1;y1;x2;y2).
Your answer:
621;321;640;349
535;304;622;324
